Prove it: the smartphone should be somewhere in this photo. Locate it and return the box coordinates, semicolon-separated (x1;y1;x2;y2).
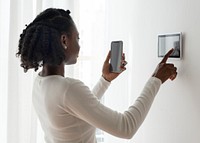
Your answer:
110;41;123;73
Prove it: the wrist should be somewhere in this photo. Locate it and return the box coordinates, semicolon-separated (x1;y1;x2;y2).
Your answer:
102;75;111;82
152;75;164;83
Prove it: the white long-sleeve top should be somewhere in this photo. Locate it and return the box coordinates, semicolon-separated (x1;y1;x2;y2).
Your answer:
32;75;162;143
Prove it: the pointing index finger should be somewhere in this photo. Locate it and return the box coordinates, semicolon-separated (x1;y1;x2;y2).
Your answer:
160;48;174;63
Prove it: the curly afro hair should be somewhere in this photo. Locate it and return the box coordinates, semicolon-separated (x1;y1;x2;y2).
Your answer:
16;8;75;72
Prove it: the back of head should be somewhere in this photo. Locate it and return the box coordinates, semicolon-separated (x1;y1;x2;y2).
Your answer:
16;8;75;72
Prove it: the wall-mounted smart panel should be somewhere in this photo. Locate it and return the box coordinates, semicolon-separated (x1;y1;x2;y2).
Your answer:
158;32;182;59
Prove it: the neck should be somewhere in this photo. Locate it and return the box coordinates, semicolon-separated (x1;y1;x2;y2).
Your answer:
40;63;65;77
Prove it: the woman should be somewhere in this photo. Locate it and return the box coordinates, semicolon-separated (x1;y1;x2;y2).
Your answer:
17;8;177;143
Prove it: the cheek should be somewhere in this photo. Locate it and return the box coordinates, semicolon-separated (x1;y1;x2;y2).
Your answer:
77;44;80;52
75;42;80;52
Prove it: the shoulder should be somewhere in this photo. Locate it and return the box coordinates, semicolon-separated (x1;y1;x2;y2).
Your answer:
66;77;90;95
63;78;95;106
65;77;86;87
57;77;89;94
34;75;86;92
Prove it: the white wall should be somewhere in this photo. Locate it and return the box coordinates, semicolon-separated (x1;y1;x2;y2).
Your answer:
106;0;200;143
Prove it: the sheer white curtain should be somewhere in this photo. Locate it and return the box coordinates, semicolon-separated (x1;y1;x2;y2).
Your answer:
6;1;40;143
0;1;9;143
0;0;133;143
0;0;35;143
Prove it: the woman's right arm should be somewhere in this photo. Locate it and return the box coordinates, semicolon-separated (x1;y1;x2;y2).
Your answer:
63;49;177;139
63;76;161;139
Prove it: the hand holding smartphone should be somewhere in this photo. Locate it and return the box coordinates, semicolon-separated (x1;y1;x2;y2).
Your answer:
110;41;123;73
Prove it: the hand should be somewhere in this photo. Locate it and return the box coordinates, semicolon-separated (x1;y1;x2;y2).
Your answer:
152;49;177;83
102;51;127;82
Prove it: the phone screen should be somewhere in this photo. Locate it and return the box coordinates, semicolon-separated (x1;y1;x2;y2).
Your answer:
110;41;123;73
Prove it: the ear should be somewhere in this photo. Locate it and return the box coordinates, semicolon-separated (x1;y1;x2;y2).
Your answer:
60;34;68;48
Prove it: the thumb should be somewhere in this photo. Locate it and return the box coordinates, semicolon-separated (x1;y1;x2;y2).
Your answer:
104;51;111;63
